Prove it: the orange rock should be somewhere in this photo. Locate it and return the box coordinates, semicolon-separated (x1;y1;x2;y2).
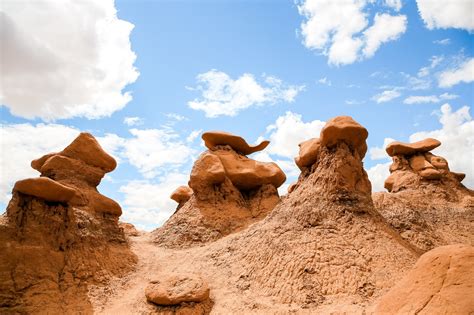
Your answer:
13;177;76;202
375;244;474;314
145;274;210;305
451;172;466;182
409;155;433;171
88;191;122;216
60;132;117;172
202;131;269;155
31;153;57;171
419;168;442;179
216;150;286;190
320;116;368;158
386;138;441;157
295;138;320;170
170;186;193;204
425;154;449;170
189;152;226;190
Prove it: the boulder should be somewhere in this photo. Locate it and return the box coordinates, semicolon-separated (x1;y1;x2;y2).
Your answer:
145;274;210;306
60;132;117;172
215;150;286;190
189;152;226;190
320;116;368;158
88;192;122;216
170;186;193;204
202;131;269;155
294;138;320;170
31;153;56;171
13;177;77;202
375;244;474;314
386;138;441;157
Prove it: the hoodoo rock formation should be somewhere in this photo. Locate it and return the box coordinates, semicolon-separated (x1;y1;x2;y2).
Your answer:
153;131;286;248
0;133;136;314
373;138;474;251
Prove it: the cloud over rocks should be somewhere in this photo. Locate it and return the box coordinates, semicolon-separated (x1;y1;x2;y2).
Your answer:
297;0;407;66
416;0;474;31
0;0;139;121
188;70;304;118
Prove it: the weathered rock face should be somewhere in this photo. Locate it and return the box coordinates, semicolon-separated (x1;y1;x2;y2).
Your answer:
374;138;474;252
155;132;285;248
375;244;474;314
0;132;136;314
151;116;420;313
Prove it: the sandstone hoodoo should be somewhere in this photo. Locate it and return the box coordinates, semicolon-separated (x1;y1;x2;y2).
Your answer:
373;138;474;252
146;116;421;313
153;131;286;248
0;132;136;314
375;244;474;314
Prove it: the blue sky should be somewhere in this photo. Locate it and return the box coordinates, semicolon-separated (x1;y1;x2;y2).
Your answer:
1;0;473;230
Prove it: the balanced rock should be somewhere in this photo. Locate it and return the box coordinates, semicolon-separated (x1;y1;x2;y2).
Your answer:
375;244;474;314
145;274;210;306
153;132;284;248
202;131;269;155
386;138;441;157
170;186;193;204
294;138;320;170
13;177;77;203
320;116;368;159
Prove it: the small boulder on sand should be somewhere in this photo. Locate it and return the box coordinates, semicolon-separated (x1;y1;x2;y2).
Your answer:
145;274;210;306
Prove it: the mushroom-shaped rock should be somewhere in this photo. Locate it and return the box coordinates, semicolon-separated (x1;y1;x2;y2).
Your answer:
88;192;122;216
189;152;226;190
216;151;286;190
60;132;117;172
386;138;441;157
31;153;57;172
145;274;210;306
202;131;269;155
320;116;368;158
13;177;76;202
170;186;193;204
375;244;474;314
295;138;321;170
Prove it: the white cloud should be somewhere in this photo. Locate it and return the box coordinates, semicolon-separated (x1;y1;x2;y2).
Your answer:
166;113;188;121
372;89;402;103
188;70;304;118
363;13;407;58
345;99;365;105
438;58;474;88
433;38;451;45
0;0;139;121
123;116;144;126
403;93;459;104
297;0;407;65
0;123;80;204
119;172;189;231
417;55;444;77
367;162;391;192
186;129;202;143
368;103;474;191
317;77;332;86
121;129;195;178
369;137;396;160
416;0;474;31
262;111;325;159
384;0;402;11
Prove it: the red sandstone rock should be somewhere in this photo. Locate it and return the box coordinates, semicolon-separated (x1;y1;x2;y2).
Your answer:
320;116;368;158
375;244;474;314
170;186;193;204
386;138;441;157
189;152;226;191
294;138;320;170
202;131;269;155
13;177;77;202
145;274;210;306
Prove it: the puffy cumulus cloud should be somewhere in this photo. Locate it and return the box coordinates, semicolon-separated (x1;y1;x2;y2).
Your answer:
416;0;474;31
367;162;391;192
119;172;189;231
367;103;474;191
403;93;458;104
262;111;325;159
188;70;304;118
371;89;402;103
119;128;195;179
298;0;407;66
0;0;139;121
410;104;474;188
0;123;80;204
369;137;396;160
438;58;474;88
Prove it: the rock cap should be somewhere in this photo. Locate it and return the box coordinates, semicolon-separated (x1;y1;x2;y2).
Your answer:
320;116;368;158
13;177;77;202
386;138;441;157
202;131;269;155
170;186;193;204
